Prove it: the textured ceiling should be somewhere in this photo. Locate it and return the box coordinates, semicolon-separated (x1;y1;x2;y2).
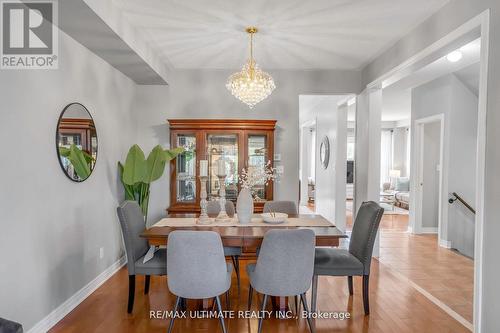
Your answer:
112;0;449;70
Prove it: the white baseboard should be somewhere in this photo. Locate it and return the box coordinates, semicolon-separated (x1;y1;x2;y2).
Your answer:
420;227;438;234
439;238;452;248
27;256;126;333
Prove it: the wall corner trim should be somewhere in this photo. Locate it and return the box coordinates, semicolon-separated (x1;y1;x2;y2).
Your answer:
27;256;127;333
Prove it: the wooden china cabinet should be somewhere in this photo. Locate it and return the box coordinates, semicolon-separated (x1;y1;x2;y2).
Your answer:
167;119;276;214
58;118;98;159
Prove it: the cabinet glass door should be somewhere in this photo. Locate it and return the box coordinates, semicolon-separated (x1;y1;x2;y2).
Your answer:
176;134;196;203
207;134;239;202
248;135;268;200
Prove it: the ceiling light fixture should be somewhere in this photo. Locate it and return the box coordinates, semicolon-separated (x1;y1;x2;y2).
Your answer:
446;50;463;63
226;27;275;109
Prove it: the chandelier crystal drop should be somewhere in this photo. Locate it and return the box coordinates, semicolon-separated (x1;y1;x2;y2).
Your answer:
226;27;275;109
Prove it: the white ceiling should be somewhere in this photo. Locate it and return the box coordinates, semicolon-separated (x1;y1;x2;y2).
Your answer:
382;38;481;122
112;0;450;70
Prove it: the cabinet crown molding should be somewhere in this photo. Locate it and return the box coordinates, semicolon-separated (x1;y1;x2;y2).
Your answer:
167;119;277;131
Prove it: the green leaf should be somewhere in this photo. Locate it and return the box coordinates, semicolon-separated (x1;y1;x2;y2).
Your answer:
68;144;91;180
59;147;70;157
118;162;135;200
123;144;146;185
164;146;185;161
145;145;166;184
60;146;93;164
81;150;94;164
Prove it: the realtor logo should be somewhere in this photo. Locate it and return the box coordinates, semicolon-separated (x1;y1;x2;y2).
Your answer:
1;0;58;69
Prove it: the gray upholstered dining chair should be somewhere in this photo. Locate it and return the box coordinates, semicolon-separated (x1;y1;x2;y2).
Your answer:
247;229;316;333
263;200;298;214
167;231;232;333
311;201;384;315
117;201;167;314
207;200;235;216
207;200;241;293
0;317;23;333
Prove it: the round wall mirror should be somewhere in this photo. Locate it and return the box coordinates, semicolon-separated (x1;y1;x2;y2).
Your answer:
319;136;330;169
56;103;97;182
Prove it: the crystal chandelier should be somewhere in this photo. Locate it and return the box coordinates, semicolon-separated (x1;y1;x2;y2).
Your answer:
226;27;275;108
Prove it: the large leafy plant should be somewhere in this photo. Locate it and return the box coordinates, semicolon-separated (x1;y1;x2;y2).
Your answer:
118;144;184;222
59;144;94;180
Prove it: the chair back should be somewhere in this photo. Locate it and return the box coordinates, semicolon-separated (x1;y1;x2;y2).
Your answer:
117;201;149;275
207;200;235;217
252;229;315;296
167;231;229;299
263;201;298;215
349;201;384;274
0;317;23;333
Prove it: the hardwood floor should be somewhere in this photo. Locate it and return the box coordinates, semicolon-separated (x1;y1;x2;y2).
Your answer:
347;210;473;326
51;257;470;332
379;228;474;324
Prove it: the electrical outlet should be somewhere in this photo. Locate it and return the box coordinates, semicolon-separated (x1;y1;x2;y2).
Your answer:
99;247;104;259
276;165;284;175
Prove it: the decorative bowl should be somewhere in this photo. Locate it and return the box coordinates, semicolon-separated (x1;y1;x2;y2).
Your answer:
261;213;288;224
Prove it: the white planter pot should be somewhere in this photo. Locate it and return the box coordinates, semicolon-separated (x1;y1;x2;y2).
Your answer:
236;188;254;224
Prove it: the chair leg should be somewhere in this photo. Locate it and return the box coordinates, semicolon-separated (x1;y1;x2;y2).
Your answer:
179;297;187;311
311;275;318;313
215;296;227;333
225;290;231;309
362;275;370;315
144;275;150;295
347;276;353;295
248;285;253;310
168;296;181;333
127;275;135;314
233;255;241;295
258;294;268;333
300;293;315;333
295;295;299;314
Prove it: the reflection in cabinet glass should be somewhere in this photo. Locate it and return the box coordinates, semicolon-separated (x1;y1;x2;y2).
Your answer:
176;134;196;203
207;134;239;202
167;119;276;214
248;135;267;200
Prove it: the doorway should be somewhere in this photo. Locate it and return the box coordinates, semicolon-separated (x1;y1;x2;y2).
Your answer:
377;38;481;326
298;94;351;229
299;120;316;213
414;115;444;235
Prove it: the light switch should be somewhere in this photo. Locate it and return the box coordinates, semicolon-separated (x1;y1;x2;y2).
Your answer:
276;165;284;174
274;153;281;161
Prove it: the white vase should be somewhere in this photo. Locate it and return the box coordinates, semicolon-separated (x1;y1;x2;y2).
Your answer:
236;188;254;224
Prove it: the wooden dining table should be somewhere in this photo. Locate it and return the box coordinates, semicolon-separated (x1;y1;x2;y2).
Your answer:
140;213;346;313
141;213;346;248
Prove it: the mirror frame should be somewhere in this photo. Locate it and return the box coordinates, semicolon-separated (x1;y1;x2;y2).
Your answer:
56;102;98;182
319;135;330;169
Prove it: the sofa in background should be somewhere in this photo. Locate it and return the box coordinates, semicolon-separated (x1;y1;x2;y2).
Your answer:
382;177;410;209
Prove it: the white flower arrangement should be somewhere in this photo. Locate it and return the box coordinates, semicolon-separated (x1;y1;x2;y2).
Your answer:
239;160;277;190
